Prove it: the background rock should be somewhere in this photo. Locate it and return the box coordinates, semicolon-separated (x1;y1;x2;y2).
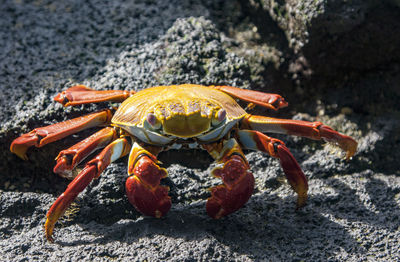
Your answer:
1;0;399;261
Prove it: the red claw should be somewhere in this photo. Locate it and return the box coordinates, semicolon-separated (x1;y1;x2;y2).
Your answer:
125;156;171;218
206;155;255;219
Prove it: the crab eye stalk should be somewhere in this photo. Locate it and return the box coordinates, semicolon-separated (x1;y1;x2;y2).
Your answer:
212;109;226;126
146;113;161;130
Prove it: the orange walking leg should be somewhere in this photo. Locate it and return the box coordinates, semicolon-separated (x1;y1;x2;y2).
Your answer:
211;85;288;110
54;85;135;106
241;115;357;160
53;127;118;179
10;109;113;160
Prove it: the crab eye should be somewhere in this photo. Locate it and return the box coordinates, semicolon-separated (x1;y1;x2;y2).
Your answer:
212;109;226;126
146;113;161;129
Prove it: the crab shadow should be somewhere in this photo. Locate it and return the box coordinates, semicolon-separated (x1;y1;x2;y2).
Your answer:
58;194;362;259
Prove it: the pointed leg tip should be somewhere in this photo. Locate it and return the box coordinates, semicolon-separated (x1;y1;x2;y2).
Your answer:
10;142;29;160
319;125;358;159
44;219;55;243
53;93;68;106
295;194;307;210
13;151;28;161
346;149;356;161
53;157;74;178
341;137;358;160
10;134;39;160
46;234;55;243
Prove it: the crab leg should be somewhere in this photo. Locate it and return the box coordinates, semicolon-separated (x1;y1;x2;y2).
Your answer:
10;109;113;160
53;127;118;179
54;85;135;106
125;142;171;218
212;85;288;110
241;115;357;159
45;137;131;242
236;130;308;208
202;138;255;219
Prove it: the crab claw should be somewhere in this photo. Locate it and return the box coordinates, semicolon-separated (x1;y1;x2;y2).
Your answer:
207;155;255;219
125;155;171;218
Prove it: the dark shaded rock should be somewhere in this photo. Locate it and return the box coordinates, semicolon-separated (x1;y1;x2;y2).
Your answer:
1;0;400;261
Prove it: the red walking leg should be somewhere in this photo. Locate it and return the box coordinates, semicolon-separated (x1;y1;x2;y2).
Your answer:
10;109;113;160
53;127;118;179
54;85;135;106
45;137;131;242
211;85;288;111
241;115;357;160
236;130;308;208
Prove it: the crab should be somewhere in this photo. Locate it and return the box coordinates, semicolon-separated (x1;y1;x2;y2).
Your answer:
10;84;357;242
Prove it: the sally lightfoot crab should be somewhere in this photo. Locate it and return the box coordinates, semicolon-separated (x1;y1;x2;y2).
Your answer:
10;84;357;242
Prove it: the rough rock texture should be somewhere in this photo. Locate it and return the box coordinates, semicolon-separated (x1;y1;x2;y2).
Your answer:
1;0;399;261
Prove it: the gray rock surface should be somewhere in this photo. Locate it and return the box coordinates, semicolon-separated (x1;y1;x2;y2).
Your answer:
1;0;399;261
